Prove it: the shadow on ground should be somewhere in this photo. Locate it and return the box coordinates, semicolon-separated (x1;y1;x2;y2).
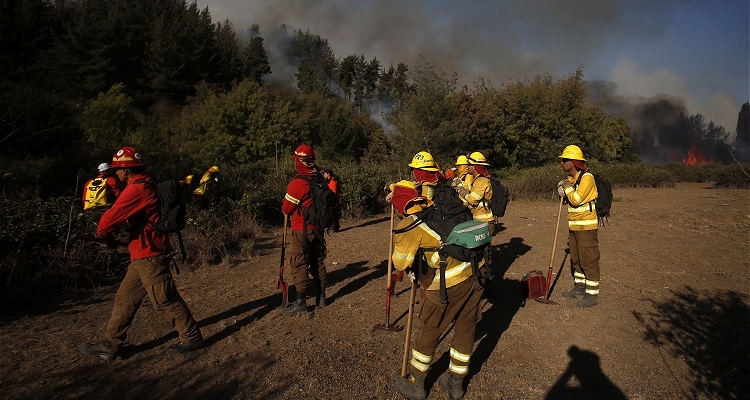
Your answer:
633;286;750;399
545;346;627;400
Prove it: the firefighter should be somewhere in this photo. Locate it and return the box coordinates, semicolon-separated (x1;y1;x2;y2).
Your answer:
408;151;440;201
179;174;194;192
457;151;495;234
79;146;203;361
322;169;341;232
450;155;472;191
82;163;122;210
192;166;219;210
557;145;600;308
388;181;485;400
281;144;328;313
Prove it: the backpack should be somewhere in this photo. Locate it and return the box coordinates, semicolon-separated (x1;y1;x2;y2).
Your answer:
423;183;473;227
486;177;510;219
83;178;110;210
574;172;613;225
301;175;338;231
397;207;492;304
135;179;187;267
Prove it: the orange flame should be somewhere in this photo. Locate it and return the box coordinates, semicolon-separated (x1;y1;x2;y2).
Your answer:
683;145;713;165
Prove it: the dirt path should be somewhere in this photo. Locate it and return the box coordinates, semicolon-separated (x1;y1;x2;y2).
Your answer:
1;183;748;399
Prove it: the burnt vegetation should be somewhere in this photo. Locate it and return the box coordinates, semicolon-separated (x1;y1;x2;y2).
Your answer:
1;0;748;304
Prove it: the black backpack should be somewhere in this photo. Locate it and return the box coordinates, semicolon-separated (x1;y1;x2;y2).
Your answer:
301;175;337;231
486;177;510;218
574;172;613;225
135;179;187;266
422;183;473;227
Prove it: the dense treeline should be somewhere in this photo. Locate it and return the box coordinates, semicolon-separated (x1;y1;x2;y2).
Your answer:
1;0;747;304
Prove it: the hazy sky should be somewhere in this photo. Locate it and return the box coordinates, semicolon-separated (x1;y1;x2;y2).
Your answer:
197;0;748;133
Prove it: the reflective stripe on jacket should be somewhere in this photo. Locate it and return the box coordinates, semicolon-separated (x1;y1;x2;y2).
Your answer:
564;171;598;231
461;175;494;222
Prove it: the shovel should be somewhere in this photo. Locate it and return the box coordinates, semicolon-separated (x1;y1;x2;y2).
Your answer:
278;214;289;309
373;205;404;332
534;196;563;305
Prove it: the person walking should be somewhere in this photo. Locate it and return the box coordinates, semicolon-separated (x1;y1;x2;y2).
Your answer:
79;146;203;361
557;145;600;308
192;166;219;210
388;181;485;400
281;144;328;313
322;169;341;232
82;163;121;210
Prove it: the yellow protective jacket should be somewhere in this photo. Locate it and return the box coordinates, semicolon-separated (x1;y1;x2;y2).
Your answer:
564;171;599;231
461;175;493;222
417;180;437;201
193;170;217;196
391;215;476;291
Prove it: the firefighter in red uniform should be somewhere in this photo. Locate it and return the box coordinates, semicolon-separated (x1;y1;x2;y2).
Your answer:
79;146;203;361
281;144;328;313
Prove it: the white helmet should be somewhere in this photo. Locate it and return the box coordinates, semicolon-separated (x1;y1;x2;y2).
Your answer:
98;163;111;173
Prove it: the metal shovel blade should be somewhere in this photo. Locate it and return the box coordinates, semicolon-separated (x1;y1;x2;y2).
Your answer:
533;296;559;305
373;323;404;332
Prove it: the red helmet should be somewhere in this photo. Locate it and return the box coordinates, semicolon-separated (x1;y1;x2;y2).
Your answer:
111;146;145;168
293;144;315;162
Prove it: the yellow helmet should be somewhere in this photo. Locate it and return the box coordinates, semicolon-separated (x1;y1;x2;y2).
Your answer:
408;151;439;171
467;151;489;166
559;145;586;161
184;175;194;184
208;165;220;173
455;155;469;166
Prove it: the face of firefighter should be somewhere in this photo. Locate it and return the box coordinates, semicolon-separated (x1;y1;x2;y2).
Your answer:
560;158;576;176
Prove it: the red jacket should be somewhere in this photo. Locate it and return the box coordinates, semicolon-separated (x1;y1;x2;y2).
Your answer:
96;174;172;260
327;178;340;197
282;176;317;231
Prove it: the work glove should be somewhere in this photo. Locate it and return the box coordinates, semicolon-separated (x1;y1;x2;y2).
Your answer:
405;271;416;283
383;182;395;194
457;186;470;199
558;180;572;197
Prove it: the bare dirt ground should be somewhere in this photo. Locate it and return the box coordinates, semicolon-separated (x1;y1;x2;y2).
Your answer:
1;182;748;400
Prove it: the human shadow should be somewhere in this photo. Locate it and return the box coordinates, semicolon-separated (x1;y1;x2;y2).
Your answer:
633;286;750;399
545;346;627;400
336;216;390;232
329;259;386;303
492;237;532;278
119;291;281;359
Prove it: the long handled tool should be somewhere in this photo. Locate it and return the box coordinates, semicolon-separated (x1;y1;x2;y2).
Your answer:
278;214;289;309
401;280;418;377
373;205;404;332
534;196;564;305
70;233;128;247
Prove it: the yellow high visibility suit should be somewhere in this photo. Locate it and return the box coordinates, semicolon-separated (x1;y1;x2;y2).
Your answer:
563;171;599;231
460;175;493;222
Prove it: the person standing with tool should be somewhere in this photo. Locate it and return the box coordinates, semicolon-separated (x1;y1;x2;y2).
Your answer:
78;146;203;361
557;145;600;308
280;144;328;314
387;181;485;400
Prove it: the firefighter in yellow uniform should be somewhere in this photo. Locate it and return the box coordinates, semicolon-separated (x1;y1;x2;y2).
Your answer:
408;151;440;201
192;166;219;210
557;145;600;308
388;181;484;400
457;151;495;234
450;155;473;192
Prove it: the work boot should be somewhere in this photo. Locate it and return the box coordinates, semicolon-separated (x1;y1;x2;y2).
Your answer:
394;373;426;400
282;289;307;314
561;284;585;299
79;343;116;361
576;294;599;308
316;289;327;309
439;371;465;400
167;339;204;354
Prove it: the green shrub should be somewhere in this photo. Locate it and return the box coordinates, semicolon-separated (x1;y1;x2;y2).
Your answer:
713;165;750;188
